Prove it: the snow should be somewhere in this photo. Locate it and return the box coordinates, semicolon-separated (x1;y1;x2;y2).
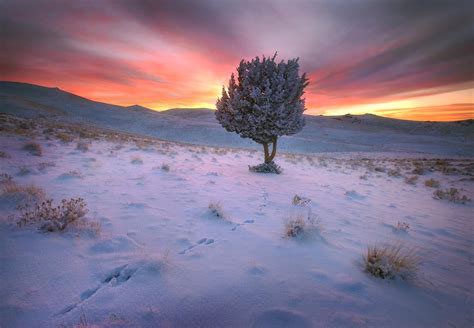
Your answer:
1;122;473;327
1;82;473;157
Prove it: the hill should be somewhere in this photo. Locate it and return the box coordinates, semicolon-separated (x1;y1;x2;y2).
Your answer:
1;81;473;156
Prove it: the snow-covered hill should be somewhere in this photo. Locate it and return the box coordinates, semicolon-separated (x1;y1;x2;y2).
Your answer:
0;114;473;327
1;81;473;157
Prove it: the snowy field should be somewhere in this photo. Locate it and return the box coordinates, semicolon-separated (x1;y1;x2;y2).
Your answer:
0;115;473;327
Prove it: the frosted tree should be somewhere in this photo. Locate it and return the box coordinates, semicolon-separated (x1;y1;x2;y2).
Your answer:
216;53;309;173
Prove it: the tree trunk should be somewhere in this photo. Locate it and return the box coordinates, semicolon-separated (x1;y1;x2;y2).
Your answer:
269;136;278;162
263;142;270;163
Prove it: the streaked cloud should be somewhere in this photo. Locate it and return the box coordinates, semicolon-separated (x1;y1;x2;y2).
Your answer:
0;0;472;120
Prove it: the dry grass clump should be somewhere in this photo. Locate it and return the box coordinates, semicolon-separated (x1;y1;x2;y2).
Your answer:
60;170;84;179
387;169;401;177
0;151;10;158
404;175;418;185
292;194;311;206
76;141;90;152
131;156;143;164
433;188;471;204
17;198;98;233
23;141;42;156
37;161;56;172
161;163;170;172
56;132;74;143
17;166;32;176
1;179;45;201
284;212;320;238
424;178;440;188
208;201;225;219
364;244;419;280
394;222;410;232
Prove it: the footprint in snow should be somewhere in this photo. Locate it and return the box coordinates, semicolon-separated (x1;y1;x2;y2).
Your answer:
179;237;215;254
58;264;137;315
231;219;255;231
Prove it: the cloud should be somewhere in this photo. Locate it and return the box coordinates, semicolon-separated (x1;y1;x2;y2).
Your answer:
0;0;472;117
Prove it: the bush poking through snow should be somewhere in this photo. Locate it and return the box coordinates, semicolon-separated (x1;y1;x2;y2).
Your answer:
56;132;74;143
364;245;419;280
76;141;89;152
394;222;410;233
249;161;282;174
424;178;440;188
433;188;471;204
292;194;311;206
1;178;45;201
404;175;418;185
285;212;320;238
131;156;143;164
161;163;170;172
17;198;91;232
23;142;42;156
208;201;225;219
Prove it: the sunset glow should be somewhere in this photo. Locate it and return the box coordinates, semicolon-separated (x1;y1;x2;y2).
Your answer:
1;0;472;121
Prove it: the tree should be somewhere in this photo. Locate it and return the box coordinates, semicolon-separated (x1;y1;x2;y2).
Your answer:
216;53;309;171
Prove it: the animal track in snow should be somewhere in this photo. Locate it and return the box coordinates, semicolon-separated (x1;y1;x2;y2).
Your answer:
58;264;137;315
179;237;214;254
231;219;255;231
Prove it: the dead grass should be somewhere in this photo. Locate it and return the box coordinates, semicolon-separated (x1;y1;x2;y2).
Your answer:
56;132;74;143
17;197;99;234
76;141;90;152
161;163;170;172
364;244;419;280
23;141;42;156
394;222;410;233
292;194;311;206
433;188;471;204
404;175;418;185
208;201;225;219
1;180;45;200
284;212;321;238
131;156;143;164
424;178;440;188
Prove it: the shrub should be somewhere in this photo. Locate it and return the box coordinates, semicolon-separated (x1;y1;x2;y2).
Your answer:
249;161;282;174
0;173;13;184
17;166;32;176
284;212;320;238
394;222;410;232
161;163;170;172
208;201;225;219
131;156;143;164
56;132;74;143
76;141;89;152
424;178;440;188
292;194;311;206
37;161;56;172
59;170;83;179
364;245;419;280
387;169;401;177
404;175;418;185
23;142;42;156
433;188;471;204
1;180;45;201
17;198;89;232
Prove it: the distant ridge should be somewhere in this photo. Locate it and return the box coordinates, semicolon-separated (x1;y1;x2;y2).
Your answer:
1;81;473;156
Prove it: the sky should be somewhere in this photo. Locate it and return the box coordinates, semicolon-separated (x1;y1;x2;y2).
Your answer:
1;0;473;121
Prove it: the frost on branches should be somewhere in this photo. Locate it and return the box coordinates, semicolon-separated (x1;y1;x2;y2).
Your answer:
216;53;309;173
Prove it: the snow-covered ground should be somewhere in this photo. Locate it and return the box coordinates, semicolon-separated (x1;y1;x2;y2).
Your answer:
1;81;473;157
0;116;473;327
